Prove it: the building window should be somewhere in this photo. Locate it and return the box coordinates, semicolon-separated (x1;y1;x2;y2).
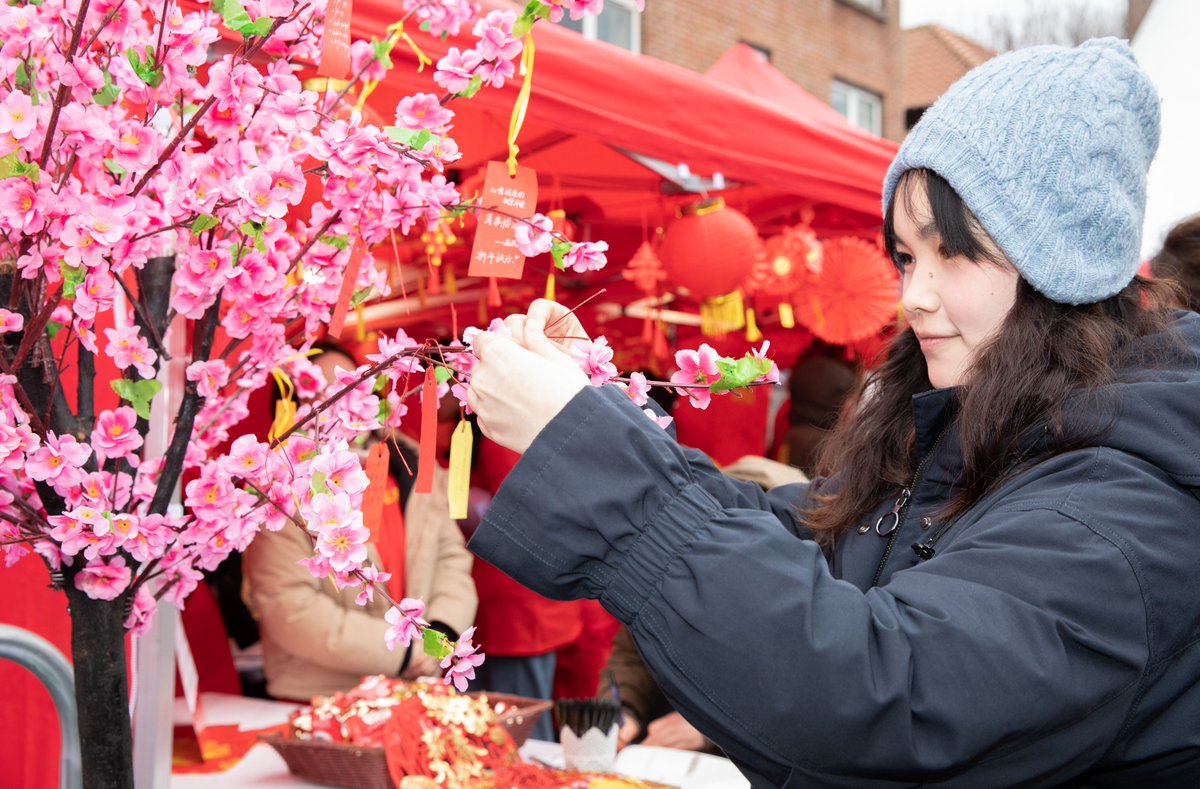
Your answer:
830;79;883;136
558;0;641;53
741;40;772;62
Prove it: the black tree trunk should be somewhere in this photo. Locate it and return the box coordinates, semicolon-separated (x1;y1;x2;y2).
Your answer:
63;581;134;789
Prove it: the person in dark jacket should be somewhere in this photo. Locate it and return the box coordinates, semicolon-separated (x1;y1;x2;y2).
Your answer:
465;39;1200;787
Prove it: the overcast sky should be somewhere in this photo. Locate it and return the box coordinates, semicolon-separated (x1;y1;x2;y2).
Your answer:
899;0;1128;42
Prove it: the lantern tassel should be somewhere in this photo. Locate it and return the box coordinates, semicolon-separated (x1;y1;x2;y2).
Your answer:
544;270;556;301
779;302;795;329
427;263;441;296
745;307;762;343
487;277;502;307
444;262;458;295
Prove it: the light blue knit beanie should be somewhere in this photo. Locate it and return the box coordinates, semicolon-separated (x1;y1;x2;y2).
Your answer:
881;38;1160;305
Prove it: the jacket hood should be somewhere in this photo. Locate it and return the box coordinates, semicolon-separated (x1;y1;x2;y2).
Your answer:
1080;309;1200;491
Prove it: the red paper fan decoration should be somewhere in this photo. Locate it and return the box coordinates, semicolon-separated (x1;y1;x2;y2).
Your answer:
793;236;898;344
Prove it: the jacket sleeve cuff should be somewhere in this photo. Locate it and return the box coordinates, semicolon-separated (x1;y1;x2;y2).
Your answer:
469;384;728;623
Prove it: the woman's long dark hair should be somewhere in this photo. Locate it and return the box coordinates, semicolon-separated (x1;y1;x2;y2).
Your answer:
803;169;1181;542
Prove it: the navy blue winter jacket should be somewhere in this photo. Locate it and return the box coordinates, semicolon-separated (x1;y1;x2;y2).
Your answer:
469;311;1200;787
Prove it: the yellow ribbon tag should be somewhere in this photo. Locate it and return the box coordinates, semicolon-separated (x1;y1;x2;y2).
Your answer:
447;420;474;520
506;33;536;176
268;369;297;442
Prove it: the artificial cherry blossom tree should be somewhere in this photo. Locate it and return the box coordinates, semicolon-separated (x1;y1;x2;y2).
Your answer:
0;0;774;785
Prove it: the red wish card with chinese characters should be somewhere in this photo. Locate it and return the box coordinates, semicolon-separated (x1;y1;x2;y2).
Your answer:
468;162;537;280
318;0;353;79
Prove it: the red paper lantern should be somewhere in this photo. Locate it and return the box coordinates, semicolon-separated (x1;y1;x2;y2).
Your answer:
659;197;763;300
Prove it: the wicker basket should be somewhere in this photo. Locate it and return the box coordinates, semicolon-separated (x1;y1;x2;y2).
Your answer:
262;692;552;789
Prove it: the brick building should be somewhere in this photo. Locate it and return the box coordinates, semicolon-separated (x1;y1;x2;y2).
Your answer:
902;25;995;131
561;0;905;141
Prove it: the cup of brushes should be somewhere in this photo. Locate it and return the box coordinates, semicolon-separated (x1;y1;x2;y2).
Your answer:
555;698;622;771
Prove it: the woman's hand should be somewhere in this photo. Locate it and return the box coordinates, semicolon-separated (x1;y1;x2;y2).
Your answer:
641;711;707;751
526;298;591;352
468;318;588;454
617;712;642;749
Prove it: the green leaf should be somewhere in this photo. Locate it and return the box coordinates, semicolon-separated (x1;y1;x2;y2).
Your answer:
239;17;273;38
14;62;29;90
110;379;163;420
709;354;775;393
372;375;389;394
550;239;572;271
433;366;451;385
0;153;40;182
240;220;266;252
103;158;127;178
45;320;63;340
215;0;254;34
349;287;372;308
422;628;452;660
514;1;552;37
455;74;483;99
190;214;219;234
377;396;391;422
383;126;433;150
124;47;163;87
319;234;350;251
310;471;330;496
371;36;395;69
93;69;120;106
59;263;85;299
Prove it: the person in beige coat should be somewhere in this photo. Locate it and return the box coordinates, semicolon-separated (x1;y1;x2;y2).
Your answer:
244;350;478;702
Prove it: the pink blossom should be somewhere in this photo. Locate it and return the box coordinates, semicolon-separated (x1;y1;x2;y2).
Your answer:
271;90;320;133
433;47;483;94
90;407;143;464
0;91;36;139
0;411;39;470
185;360;230;400
311;494;370;571
643;408;674;430
570;337;619;386
124;587;157;636
394;93;454;132
261;0;293;16
567;0;608;20
751;341;781;384
475;58;516;89
308;445;369;497
440;626;485;692
384;597;430;650
472;10;522;62
26;431;91;487
562;240;609;273
515;213;553;257
0;309;23;334
625;371;650;406
220;434;269;478
104;324;158;379
671;344;722;410
354;565;392;606
208;58;263;111
74;556;132;601
0;178;44;233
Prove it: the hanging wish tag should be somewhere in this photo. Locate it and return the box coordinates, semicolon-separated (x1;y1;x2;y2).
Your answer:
447;420;473;520
415;367;437;495
360;442;390;542
318;0;354;79
329;238;367;337
468;161;537;280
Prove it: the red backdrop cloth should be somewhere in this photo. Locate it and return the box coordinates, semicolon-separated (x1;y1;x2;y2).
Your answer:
471;439;583;656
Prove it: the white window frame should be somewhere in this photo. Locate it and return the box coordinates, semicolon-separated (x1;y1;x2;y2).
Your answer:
565;0;642;53
830;78;883;136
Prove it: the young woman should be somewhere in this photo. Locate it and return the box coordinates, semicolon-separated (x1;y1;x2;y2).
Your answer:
466;39;1200;786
